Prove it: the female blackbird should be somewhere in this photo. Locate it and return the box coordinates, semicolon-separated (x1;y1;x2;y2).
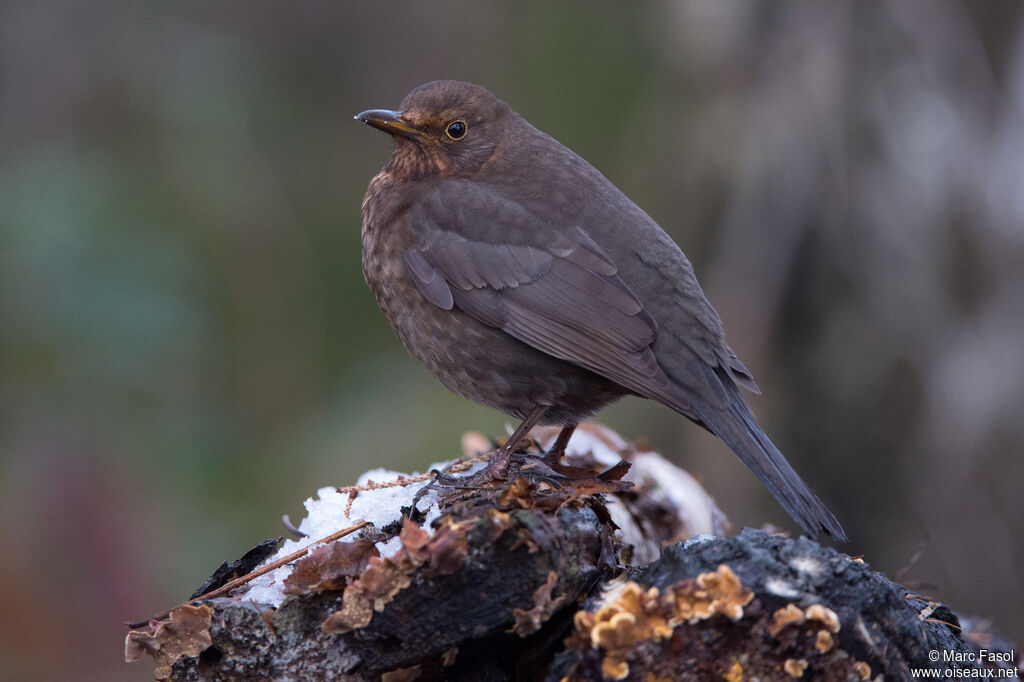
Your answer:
357;80;844;541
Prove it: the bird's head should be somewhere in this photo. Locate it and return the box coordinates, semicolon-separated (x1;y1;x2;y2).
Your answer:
356;80;512;179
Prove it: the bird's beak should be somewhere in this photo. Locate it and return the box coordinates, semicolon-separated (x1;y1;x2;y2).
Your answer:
354;109;422;139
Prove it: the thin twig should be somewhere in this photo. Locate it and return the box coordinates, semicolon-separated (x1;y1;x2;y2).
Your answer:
128;519;371;628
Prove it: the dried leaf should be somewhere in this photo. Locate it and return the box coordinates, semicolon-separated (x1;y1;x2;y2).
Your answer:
399;517;431;564
422;524;468;577
322;555;412;634
321;518;472;633
125;604;213;680
284;539;379;595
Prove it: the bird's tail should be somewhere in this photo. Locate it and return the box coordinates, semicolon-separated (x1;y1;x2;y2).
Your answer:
693;396;846;542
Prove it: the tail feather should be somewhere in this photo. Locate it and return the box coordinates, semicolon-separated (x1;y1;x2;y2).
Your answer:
693;396;846;542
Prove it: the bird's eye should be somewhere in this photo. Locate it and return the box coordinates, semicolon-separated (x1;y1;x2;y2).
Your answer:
445;120;467;140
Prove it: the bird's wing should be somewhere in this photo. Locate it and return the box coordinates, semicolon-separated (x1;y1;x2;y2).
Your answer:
402;181;681;405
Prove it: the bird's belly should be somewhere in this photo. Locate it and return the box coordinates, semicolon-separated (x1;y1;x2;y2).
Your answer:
364;258;626;425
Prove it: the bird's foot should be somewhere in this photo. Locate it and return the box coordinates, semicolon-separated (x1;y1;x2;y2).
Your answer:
407;413;575;515
485;446;568;487
409;457;486;513
408;444;569;515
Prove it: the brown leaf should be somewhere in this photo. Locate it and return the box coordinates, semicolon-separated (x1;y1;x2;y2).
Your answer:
125;604;213;680
322;555;412;634
321;517;467;633
321;590;374;634
422;524;468;577
399;517;431;564
284;539;379;595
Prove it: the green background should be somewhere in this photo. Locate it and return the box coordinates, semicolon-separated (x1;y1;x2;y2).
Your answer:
2;2;1022;678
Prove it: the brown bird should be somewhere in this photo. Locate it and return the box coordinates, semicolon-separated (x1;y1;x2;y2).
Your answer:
356;80;845;541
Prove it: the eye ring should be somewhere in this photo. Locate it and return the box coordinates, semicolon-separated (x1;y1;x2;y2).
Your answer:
445;120;468;140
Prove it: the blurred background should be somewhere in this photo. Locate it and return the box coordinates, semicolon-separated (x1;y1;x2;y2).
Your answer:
2;1;1022;678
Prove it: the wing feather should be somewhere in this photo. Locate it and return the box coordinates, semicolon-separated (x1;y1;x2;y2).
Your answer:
403;250;454;310
406;181;672;403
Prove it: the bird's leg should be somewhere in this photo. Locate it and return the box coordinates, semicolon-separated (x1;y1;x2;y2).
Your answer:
542;423;577;466
485;405;550;480
408;406;558;515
